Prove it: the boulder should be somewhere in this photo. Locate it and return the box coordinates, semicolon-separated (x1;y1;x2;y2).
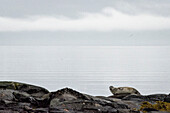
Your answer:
122;94;168;102
0;82;169;113
0;81;50;112
49;88;130;113
0;81;49;98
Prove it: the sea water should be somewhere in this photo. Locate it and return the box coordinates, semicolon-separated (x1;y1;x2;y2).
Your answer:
0;46;170;96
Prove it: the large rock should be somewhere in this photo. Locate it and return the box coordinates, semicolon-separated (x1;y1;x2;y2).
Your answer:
122;94;168;102
0;81;49;98
0;89;38;107
49;87;94;108
0;81;50;113
49;88;132;113
0;88;49;113
0;81;169;113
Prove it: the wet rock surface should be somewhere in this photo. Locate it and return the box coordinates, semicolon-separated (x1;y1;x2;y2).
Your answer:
0;81;169;113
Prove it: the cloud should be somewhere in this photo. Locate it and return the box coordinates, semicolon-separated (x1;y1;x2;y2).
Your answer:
0;7;170;32
112;0;170;17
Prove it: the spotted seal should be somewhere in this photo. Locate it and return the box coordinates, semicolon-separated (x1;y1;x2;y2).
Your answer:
109;86;141;96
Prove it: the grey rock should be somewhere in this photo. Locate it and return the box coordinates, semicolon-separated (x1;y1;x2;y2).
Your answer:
122;94;168;102
49;88;130;113
147;94;167;102
0;81;49;98
148;111;170;113
0;89;15;101
0;82;169;113
164;94;170;103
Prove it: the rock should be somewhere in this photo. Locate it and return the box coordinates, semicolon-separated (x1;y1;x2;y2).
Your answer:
49;88;94;107
33;108;49;113
122;94;168;102
0;81;169;113
49;88;131;113
148;111;170;113
50;100;119;113
147;94;167;102
0;81;49;98
117;109;140;113
0;81;50;113
109;93;134;99
122;94;148;102
0;110;20;113
0;81;16;89
13;91;39;106
0;89;15;101
0;88;39;106
164;94;170;103
139;101;170;113
50;87;92;101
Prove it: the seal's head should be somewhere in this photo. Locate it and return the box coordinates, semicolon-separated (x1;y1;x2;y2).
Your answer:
109;86;117;94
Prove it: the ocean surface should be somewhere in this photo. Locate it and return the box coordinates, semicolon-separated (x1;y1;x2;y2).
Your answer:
0;46;170;96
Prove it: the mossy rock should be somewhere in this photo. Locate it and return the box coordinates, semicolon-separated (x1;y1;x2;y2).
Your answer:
0;81;16;89
140;101;170;112
0;81;49;97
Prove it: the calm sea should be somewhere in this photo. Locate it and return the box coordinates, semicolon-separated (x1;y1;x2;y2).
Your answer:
0;46;170;96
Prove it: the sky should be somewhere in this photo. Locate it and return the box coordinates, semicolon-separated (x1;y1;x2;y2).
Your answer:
0;0;170;46
0;0;170;94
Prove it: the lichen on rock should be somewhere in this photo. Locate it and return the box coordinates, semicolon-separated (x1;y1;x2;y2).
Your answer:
140;101;170;112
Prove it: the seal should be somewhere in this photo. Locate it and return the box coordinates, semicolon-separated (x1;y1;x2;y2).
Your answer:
109;86;141;95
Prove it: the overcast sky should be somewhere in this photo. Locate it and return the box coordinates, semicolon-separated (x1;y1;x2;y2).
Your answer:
0;0;170;46
0;1;170;94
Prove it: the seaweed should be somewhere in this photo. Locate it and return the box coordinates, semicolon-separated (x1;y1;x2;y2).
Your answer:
140;101;170;112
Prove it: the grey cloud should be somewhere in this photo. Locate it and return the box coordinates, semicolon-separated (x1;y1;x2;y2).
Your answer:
112;0;170;16
0;0;106;17
0;0;170;17
0;0;170;46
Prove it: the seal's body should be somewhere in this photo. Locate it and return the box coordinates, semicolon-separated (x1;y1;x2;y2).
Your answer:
109;86;141;95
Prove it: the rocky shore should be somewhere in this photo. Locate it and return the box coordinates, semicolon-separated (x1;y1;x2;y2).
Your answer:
0;81;169;113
